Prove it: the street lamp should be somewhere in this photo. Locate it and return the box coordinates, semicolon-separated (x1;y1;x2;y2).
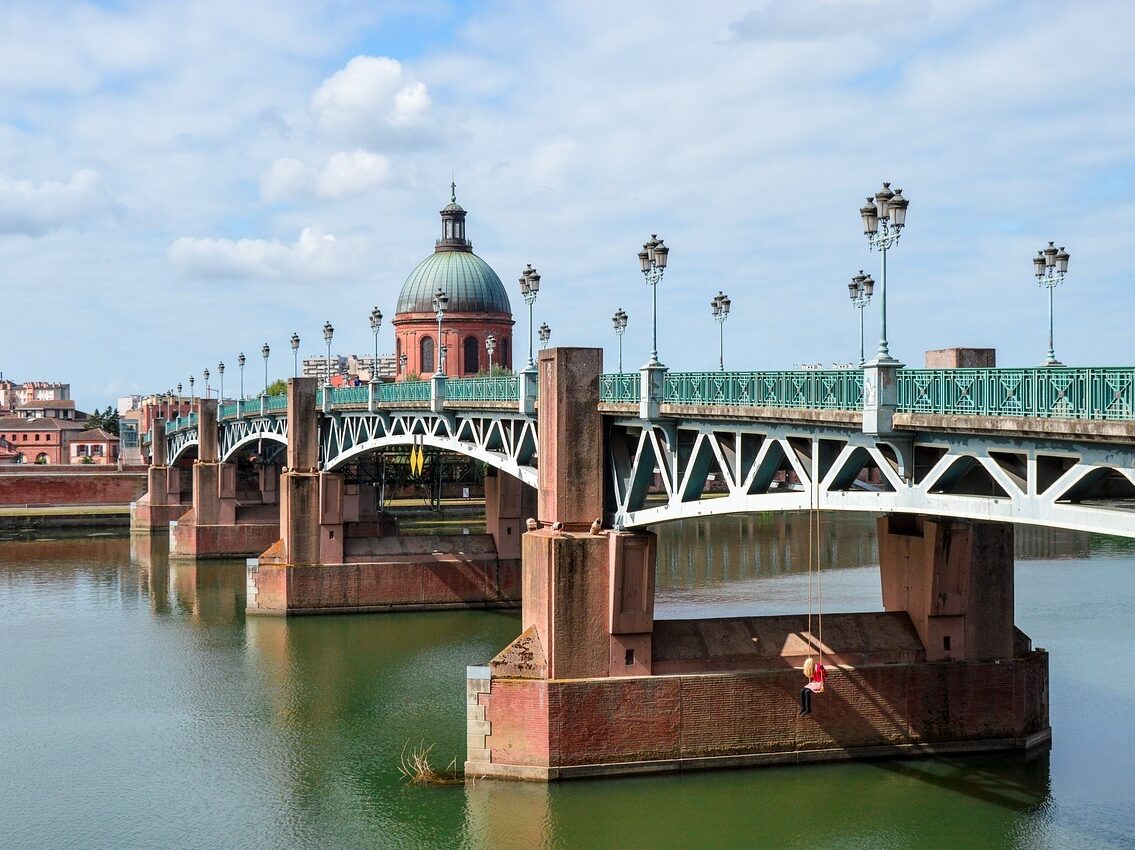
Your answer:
710;291;731;371
261;343;270;396
369;307;383;383
189;374;195;407
485;333;496;374
847;271;875;367
175;384;181;419
612;308;628;373
238;353;246;401
859;182;908;363
518;264;541;371
218;362;225;406
1034;242;1070;366
399;354;407;376
637;235;669;366
322;321;334;387
539;322;551;349
432;288;448;376
203;368;210;399
290;332;300;378
441;344;449;372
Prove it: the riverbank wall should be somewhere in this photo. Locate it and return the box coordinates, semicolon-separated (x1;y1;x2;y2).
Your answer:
0;468;147;509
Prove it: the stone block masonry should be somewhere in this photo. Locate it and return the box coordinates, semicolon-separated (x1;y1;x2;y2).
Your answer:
466;650;1049;780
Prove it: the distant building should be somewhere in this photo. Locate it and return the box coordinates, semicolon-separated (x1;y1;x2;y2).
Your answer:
69;428;120;465
392;187;514;378
13;399;81;420
0;380;71;413
301;354;397;384
117;395;142;415
0;416;87;464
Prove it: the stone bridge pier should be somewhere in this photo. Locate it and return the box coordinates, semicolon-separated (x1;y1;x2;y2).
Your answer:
130;418;189;531
465;348;1049;781
246;377;526;615
168;399;281;559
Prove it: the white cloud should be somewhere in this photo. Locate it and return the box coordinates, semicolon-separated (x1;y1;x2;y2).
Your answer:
311;55;432;144
0;170;113;236
259;150;392;201
168;225;367;281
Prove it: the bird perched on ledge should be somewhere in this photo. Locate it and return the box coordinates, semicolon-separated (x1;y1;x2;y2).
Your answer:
526;517;539;531
551;521;566;535
589;518;602;535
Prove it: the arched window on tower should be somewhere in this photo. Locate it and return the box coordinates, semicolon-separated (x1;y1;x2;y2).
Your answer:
501;337;510;370
463;336;479;375
420;337;435;375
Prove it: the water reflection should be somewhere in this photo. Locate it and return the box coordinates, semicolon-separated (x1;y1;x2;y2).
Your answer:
7;518;1134;849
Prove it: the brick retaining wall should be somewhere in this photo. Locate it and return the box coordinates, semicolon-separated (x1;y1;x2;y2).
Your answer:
0;472;146;507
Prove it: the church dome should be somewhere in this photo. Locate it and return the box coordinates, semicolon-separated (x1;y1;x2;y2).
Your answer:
396;250;512;314
394;186;511;315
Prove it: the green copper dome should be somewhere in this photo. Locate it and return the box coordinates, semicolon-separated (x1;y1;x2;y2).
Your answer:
395;188;512;315
396;250;512;314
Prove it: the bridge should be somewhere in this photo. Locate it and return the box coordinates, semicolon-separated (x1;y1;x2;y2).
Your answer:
132;352;1134;780
154;363;1135;538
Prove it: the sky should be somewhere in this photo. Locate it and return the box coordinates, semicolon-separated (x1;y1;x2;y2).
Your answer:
1;0;1133;408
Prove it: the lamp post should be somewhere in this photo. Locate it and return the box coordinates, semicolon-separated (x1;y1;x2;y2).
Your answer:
399;354;407;376
859;183;909;363
710;291;731;371
441;344;449;372
189;374;195;407
176;383;182;420
1034;241;1070;367
261;343;270;395
218;362;225;407
847;271;875;367
518;265;541;371
238;353;246;401
485;334;496;374
290;332;300;378
612;308;628;373
322;321;334;387
203;368;210;399
432;288;448;376
369;307;382;382
538;322;551;349
637;235;669;367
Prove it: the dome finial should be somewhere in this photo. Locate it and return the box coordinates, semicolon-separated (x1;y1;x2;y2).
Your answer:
451;179;456;204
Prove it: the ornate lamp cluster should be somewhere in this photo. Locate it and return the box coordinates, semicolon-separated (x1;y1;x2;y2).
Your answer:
857;182;909;364
432;287;449;375
1033;242;1070;367
847;271;875;367
637;234;669;367
518;264;541;371
611;308;628;373
710;291;731;371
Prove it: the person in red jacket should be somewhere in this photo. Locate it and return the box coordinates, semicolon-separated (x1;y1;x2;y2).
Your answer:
799;656;826;716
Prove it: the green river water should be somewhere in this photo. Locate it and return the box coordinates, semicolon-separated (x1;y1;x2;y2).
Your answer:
1;513;1133;849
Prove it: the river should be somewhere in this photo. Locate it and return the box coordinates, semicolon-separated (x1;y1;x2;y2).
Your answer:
1;514;1132;849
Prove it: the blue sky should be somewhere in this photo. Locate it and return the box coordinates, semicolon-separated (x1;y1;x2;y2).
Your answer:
1;0;1132;407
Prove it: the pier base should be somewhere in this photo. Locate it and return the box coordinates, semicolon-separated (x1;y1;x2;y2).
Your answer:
467;625;1049;781
245;534;520;615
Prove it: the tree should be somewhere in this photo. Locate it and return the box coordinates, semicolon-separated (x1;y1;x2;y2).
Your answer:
266;379;288;395
83;404;119;436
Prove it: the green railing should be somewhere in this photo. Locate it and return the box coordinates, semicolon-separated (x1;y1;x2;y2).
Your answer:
599;373;641;404
445;376;520;402
220;402;238;419
379;380;431;404
265;393;288;412
328;386;369;405
662;370;864;410
898;368;1135;421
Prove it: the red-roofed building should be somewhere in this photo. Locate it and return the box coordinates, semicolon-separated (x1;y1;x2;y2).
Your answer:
69;428;120;465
